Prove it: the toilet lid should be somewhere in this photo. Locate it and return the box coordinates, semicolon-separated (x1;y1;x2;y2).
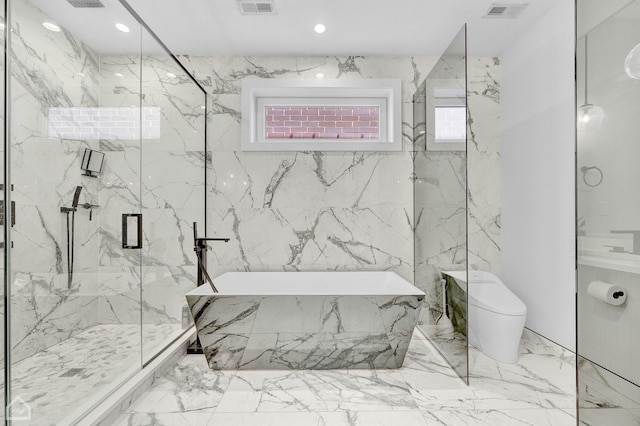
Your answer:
443;270;527;316
469;280;527;316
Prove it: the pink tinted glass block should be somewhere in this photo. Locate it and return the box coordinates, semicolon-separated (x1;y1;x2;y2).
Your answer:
265;106;379;139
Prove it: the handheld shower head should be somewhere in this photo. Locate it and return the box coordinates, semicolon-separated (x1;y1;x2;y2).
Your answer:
71;186;83;208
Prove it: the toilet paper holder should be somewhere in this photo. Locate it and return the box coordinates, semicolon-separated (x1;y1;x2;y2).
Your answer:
587;281;627;306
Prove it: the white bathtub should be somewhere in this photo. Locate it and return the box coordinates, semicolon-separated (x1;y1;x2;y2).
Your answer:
186;271;424;370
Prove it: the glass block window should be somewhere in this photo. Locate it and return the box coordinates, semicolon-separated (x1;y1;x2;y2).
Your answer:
48;106;161;140
264;106;380;140
435;106;466;141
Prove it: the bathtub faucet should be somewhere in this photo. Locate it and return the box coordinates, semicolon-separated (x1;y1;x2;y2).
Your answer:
193;222;230;292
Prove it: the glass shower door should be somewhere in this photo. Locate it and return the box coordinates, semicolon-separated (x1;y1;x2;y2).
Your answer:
0;1;6;424
6;0;144;423
3;0;206;422
577;0;640;423
413;25;469;383
139;27;206;364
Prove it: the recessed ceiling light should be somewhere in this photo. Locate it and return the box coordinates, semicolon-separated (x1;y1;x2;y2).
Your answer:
314;24;326;34
113;72;124;78
43;22;61;32
316;73;324;79
166;72;176;78
115;23;130;33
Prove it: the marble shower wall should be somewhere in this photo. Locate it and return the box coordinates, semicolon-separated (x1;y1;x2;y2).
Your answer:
174;55;500;294
9;0;102;363
467;58;501;275
178;55;440;281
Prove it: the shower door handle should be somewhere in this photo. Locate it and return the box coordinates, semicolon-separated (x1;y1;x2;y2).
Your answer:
122;213;143;249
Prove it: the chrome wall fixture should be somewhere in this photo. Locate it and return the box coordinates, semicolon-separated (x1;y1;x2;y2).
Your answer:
580;165;603;187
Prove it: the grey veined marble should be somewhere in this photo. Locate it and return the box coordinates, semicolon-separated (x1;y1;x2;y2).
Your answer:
186;272;424;369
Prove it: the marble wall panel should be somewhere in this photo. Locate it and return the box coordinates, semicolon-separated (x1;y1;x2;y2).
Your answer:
140;266;197;324
210;151;412;210
98;265;195;328
179;55;429;283
97;266;141;325
142;151;206;210
9;0;101;362
207;206;413;280
467;58;501;274
98;147;142;269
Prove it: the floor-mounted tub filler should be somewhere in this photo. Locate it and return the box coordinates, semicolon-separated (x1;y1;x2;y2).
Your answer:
185;271;424;369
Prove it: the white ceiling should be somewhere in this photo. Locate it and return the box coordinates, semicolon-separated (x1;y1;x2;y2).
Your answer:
32;0;560;56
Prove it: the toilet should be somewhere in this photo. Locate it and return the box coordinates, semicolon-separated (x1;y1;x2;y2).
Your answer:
467;271;527;363
444;270;527;364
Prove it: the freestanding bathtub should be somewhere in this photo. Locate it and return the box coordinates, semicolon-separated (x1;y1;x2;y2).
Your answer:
185;271;424;370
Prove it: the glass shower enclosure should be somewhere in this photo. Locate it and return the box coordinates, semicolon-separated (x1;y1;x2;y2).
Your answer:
413;26;469;383
576;0;640;424
2;0;206;423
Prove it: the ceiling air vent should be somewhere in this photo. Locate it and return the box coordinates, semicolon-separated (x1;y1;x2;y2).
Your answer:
237;0;276;15
483;3;529;19
66;0;105;7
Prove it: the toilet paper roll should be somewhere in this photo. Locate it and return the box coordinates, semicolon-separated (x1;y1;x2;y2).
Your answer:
587;281;627;306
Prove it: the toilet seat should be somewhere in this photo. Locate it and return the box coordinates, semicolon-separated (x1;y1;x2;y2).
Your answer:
468;272;526;316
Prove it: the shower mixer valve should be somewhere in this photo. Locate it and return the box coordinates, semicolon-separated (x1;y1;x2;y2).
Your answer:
80;203;99;221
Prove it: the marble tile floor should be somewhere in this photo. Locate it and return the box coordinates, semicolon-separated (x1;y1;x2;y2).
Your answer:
115;329;578;425
3;323;184;426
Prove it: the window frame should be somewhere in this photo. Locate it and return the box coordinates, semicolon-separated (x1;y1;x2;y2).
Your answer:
242;78;402;151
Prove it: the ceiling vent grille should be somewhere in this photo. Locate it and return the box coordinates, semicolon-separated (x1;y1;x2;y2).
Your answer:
66;0;105;7
483;3;529;19
237;0;276;14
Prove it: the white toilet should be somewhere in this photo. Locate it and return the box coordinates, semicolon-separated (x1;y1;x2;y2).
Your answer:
444;270;527;364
